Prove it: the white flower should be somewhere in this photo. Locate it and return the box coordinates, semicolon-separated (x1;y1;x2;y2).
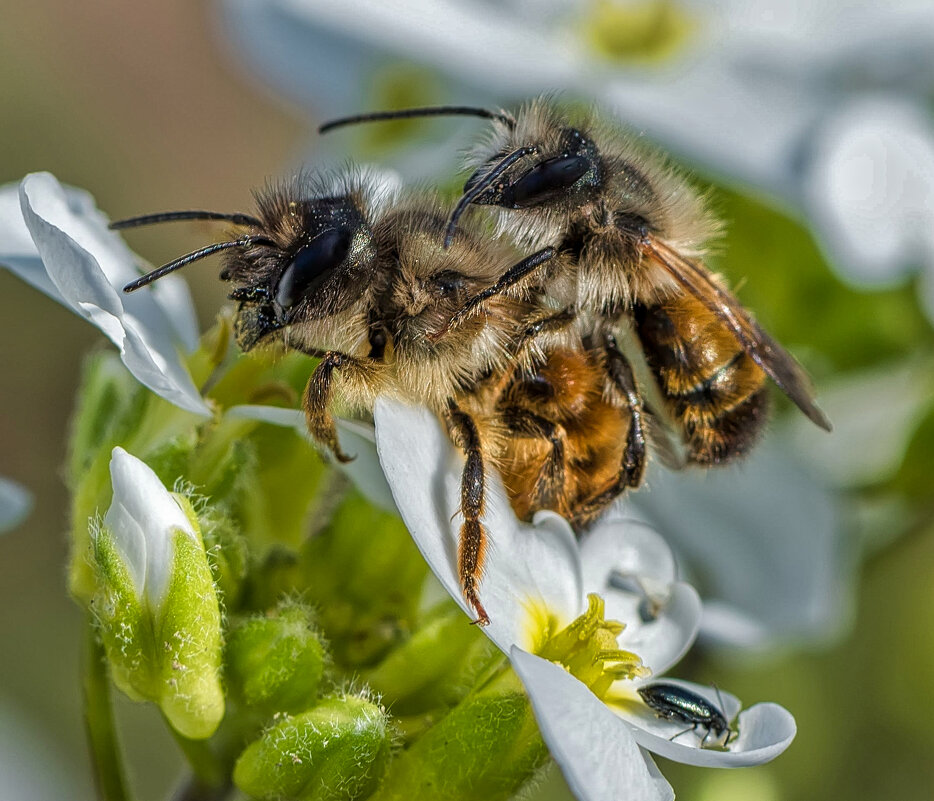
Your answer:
223;0;934;318
0;478;32;535
370;398;796;800
0;173;209;416
803;96;934;320
102;446;199;609
94;447;224;739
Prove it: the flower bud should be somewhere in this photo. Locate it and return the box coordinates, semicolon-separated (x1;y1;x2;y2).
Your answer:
233;695;391;801
91;447;224;739
372;672;547;801
227;602;326;714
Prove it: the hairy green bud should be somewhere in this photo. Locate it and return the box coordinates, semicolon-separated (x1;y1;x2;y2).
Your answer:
227;602;326;714
233;695;391;801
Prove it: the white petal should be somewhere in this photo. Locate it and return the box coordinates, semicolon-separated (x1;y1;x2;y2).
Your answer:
616;678;796;767
697;601;772;650
226;405;397;513
782;358;934;488
0;478;32;534
511;648;673;801
223;0;577;107
104;447;196;607
16;173;209;416
374;398;582;653
631;439;849;647
0;181;59;298
804;96;934;285
226;404;305;429
612;582;701;680
580;512;678;594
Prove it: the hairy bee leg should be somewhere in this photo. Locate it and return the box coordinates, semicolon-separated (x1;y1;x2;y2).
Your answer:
603;334;647;488
429;247;556;340
501;407;568;508
302;350;364;464
512;307;577;358
567;337;649;528
445;399;491;626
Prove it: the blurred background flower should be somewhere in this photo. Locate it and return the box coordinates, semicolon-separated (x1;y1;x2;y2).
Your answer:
1;1;933;800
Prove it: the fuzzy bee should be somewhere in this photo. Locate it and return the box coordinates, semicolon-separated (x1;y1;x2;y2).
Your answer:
321;99;831;481
113;169;556;624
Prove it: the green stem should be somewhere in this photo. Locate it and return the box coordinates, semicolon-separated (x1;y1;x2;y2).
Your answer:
83;617;133;801
169;776;233;801
168;725;226;789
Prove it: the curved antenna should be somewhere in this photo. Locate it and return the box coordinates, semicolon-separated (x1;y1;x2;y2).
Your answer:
443;145;538;248
109;210;263;230
122;235;274;293
319;105;516;134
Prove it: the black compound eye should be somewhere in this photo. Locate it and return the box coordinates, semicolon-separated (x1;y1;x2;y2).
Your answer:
505;155;590;208
433;270;466;296
275;228;351;310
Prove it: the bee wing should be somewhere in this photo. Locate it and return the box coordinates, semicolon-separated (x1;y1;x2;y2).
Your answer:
640;236;832;431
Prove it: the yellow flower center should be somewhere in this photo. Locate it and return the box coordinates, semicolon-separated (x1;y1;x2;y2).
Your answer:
534;594;649;700
582;0;695;65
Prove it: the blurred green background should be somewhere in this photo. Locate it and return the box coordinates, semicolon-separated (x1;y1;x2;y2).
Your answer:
2;2;933;800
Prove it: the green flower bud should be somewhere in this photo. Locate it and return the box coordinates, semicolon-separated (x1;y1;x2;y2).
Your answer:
365;601;496;714
91;447;224;739
233;695;391;801
227;603;326;714
372;671;547;801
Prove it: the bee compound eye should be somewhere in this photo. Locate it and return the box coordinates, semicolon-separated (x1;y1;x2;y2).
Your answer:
506;155;590;208
275;228;352;310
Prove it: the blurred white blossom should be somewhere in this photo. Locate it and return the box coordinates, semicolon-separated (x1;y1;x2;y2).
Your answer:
0;478;32;535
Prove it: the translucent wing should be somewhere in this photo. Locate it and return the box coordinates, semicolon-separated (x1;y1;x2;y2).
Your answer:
639;235;832;431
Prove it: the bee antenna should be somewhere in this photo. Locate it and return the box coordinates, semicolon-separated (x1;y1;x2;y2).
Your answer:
109;210;263;230
443;145;538;248
122;235;274;293
318;105;516;134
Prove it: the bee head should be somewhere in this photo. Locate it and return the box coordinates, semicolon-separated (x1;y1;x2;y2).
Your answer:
464;127;602;211
225;194;378;351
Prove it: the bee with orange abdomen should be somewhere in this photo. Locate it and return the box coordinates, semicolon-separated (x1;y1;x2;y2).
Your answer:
111;169;556;624
321;99;832;473
460;335;644;533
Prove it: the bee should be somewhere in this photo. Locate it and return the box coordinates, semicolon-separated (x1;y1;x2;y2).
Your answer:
111;170;557;625
320;100;832;474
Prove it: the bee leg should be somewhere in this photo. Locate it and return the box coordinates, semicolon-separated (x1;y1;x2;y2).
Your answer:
568;337;648;528
501;407;567;510
603;334;647;488
302;350;364;464
429;247;556;340
512;307;577;359
444;399;491;626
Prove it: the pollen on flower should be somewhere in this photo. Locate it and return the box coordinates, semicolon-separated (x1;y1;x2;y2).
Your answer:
534;594;650;700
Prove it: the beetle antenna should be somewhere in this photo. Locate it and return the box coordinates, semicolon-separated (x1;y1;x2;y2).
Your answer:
319;105;516;134
110;210;263;230
122;235;274;293
443;145;538;248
